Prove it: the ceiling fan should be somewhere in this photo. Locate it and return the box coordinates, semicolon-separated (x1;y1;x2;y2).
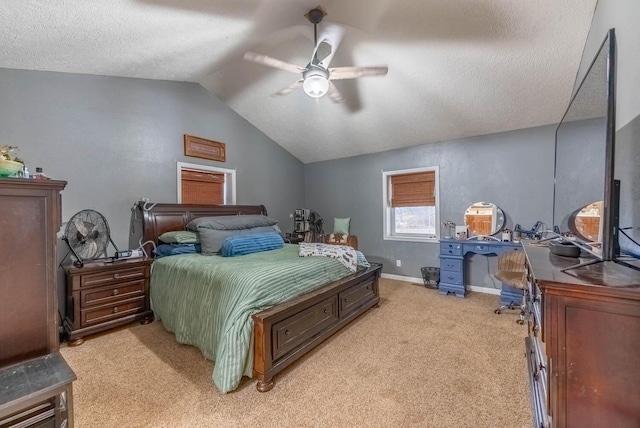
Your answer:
243;6;388;102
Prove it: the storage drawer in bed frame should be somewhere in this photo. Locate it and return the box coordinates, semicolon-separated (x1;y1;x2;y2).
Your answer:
252;263;382;392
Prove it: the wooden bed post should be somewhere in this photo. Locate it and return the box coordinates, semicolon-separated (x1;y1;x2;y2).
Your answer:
252;318;274;392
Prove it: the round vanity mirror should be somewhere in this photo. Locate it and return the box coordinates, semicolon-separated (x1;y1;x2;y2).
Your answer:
464;202;505;237
571;200;603;242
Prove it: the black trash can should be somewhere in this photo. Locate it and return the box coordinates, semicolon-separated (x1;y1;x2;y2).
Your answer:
421;267;440;289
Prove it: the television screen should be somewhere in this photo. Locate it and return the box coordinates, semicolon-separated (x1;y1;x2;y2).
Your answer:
552;29;615;260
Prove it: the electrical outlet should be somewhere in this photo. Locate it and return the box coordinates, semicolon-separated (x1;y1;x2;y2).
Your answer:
396;259;401;267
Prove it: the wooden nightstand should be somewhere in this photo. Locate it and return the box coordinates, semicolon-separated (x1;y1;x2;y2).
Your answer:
63;258;153;346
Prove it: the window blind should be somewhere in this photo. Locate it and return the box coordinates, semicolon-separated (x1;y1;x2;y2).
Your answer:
181;169;224;205
390;171;435;207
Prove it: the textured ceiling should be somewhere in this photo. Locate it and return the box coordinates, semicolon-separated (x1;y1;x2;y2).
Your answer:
0;0;596;163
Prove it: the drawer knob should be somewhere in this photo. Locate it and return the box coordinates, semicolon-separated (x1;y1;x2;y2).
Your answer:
112;289;119;296
284;329;290;335
113;273;120;279
324;308;329;314
343;297;348;302
113;307;119;313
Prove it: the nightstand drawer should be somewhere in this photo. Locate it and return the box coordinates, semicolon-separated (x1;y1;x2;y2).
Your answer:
440;258;462;272
80;266;146;288
80;280;145;307
440;242;462;256
81;296;145;327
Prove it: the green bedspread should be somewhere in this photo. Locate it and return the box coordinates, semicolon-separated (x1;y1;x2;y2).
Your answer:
150;244;352;393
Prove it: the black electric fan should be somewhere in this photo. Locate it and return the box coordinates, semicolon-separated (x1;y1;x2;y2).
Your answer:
61;209;118;267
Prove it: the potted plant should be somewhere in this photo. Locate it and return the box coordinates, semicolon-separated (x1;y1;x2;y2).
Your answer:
0;145;25;177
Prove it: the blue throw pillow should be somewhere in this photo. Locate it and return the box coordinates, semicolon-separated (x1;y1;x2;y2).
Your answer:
221;232;284;257
153;243;201;258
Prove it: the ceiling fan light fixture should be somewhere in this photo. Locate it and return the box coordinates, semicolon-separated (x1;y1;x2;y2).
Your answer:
303;74;329;98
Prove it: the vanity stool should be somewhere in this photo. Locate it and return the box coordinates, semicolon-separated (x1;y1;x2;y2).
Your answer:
493;250;527;324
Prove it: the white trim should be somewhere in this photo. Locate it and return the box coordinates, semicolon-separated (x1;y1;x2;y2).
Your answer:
380;273;501;295
382;166;440;243
176;161;236;204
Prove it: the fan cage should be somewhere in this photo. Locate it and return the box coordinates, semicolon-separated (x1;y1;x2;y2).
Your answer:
63;209;113;262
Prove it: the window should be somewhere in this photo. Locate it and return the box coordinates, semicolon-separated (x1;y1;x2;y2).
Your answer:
177;162;236;205
383;166;440;242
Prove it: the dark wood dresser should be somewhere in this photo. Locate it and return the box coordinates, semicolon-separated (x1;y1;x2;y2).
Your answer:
523;242;640;427
64;258;153;345
0;178;76;428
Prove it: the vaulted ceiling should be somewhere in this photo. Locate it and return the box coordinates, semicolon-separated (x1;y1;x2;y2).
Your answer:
0;0;596;163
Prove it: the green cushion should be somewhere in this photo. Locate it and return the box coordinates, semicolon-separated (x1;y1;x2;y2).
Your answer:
158;230;199;244
333;217;351;235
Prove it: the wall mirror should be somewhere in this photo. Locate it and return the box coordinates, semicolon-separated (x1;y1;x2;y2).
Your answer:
464;202;505;236
571;200;603;242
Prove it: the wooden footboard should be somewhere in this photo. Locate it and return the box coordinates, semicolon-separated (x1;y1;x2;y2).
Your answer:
252;263;382;392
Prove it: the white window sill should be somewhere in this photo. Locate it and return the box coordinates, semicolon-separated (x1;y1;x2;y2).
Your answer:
383;236;439;243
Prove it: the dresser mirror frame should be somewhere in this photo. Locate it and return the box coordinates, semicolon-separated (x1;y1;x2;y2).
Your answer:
570;200;603;243
464;201;505;237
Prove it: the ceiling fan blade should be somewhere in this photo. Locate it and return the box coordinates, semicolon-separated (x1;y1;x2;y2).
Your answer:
311;24;344;68
329;66;389;80
271;79;303;97
243;51;304;74
327;81;345;103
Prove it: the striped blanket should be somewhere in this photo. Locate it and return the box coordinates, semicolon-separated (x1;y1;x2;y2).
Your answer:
150;244;352;393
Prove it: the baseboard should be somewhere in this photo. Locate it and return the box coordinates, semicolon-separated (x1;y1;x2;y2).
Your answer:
381;273;501;296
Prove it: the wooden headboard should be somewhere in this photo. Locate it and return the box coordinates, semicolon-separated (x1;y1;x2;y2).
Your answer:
140;203;268;254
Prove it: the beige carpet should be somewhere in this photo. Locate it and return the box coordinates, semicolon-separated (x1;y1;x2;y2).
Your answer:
61;279;532;428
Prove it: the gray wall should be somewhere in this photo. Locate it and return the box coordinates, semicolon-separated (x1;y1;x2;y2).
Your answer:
616;115;640;257
305;125;556;288
0;68;305;251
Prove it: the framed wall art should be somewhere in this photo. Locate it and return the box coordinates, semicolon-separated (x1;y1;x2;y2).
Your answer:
184;134;226;162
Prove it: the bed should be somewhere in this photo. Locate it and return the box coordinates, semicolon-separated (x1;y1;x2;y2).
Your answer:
140;203;382;393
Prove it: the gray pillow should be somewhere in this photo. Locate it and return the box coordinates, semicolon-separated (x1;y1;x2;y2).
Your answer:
186;215;278;231
199;225;282;255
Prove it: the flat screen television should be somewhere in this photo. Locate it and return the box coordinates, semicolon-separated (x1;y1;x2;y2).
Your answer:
552;28;618;266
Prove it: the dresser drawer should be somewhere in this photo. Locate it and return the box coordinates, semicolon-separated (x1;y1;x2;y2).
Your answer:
339;278;376;316
526;337;549;428
440;271;463;285
440;242;462;256
80;296;145;327
80;266;146;288
440;258;462;272
272;296;338;360
80;279;145;307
